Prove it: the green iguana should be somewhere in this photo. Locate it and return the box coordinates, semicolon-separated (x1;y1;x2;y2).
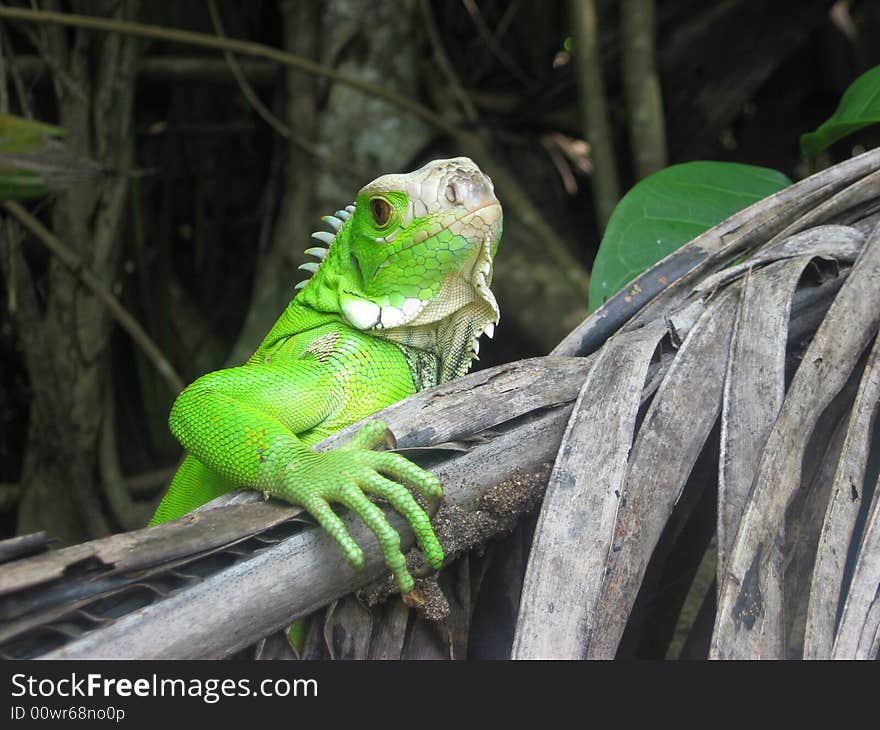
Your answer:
150;157;502;596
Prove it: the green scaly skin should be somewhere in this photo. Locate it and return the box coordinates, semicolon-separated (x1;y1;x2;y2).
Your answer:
150;157;502;595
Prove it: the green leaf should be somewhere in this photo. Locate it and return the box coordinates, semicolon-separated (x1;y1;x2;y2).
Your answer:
0;169;55;200
588;161;792;312
0;113;101;200
0;113;65;151
800;64;880;159
0;113;66;200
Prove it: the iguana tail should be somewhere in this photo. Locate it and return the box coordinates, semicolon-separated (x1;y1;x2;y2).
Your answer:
148;455;233;525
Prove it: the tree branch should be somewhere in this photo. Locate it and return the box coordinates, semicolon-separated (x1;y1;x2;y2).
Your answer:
621;0;667;179
2;201;184;394
0;4;588;288
0;5;460;138
569;0;620;231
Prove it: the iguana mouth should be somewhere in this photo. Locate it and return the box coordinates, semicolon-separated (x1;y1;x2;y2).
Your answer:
373;199;500;261
363;198;500;325
372;206;501;381
339;206;499;333
344;160;500;332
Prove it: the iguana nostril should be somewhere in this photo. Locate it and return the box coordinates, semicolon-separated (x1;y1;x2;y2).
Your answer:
446;174;496;210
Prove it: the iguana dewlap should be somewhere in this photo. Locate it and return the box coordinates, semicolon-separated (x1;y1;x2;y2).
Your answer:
150;157;502;594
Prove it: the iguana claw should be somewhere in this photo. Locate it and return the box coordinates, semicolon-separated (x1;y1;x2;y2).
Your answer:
401;588;426;609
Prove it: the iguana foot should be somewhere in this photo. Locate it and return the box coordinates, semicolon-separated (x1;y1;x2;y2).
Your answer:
267;420;444;594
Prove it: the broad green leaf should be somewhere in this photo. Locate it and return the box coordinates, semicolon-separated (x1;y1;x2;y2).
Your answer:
800;64;880;159
588;161;791;312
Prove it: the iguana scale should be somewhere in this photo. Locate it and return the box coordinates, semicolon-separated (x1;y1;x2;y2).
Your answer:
150;157;502;595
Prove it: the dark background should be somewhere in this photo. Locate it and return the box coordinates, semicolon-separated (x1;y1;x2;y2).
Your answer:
0;0;878;544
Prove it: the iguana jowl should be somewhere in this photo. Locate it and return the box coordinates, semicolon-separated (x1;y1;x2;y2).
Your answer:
150;157;502;595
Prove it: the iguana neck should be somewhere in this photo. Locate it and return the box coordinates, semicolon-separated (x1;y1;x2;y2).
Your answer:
251;293;442;390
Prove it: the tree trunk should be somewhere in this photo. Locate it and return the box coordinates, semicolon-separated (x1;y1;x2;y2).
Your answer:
16;0;140;542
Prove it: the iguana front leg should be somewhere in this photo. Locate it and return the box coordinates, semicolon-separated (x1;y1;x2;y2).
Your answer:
158;359;444;594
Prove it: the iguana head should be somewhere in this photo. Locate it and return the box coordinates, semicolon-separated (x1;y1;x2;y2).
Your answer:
297;157;502;380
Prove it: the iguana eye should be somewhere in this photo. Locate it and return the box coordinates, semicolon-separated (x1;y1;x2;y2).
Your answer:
370;197;393;228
